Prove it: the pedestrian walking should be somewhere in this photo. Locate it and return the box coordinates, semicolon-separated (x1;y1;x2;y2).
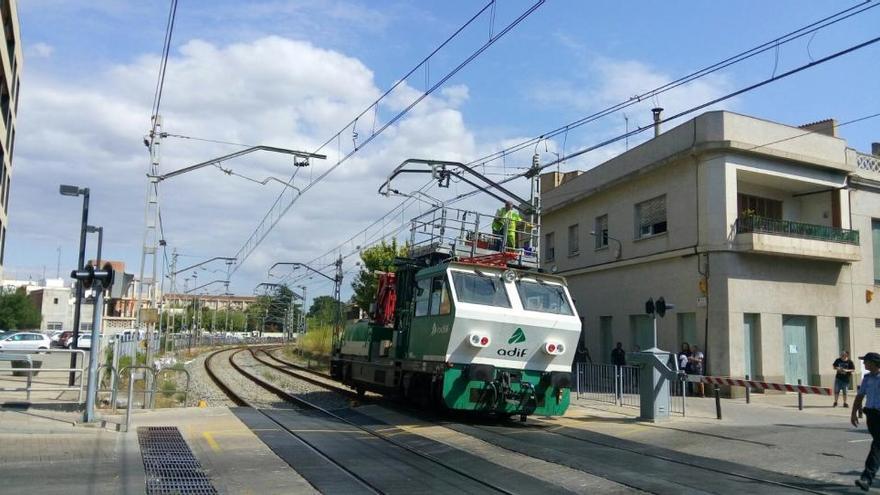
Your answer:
834;350;855;408
851;352;880;491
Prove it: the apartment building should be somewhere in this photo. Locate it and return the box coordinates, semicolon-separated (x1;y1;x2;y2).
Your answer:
0;0;20;276
542;110;880;389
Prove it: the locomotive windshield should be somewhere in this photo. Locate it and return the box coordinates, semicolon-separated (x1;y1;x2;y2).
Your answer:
515;279;574;315
451;271;511;308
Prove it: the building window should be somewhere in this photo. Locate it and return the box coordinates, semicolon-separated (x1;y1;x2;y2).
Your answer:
544;232;555;262
595;215;608;249
80;322;92;331
635;196;667;238
738;193;782;219
568;224;579;256
47;322;63;331
53;297;59;304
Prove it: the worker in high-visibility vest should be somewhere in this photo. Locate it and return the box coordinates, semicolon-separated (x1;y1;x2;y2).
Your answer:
492;201;522;249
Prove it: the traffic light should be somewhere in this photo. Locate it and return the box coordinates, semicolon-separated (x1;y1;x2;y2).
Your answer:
645;297;674;317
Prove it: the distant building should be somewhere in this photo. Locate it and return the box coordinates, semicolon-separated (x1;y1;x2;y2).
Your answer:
542;110;880;391
0;0;21;277
28;285;69;331
163;293;259;313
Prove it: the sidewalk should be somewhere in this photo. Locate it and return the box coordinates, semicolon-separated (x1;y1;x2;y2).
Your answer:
0;406;317;495
566;391;867;487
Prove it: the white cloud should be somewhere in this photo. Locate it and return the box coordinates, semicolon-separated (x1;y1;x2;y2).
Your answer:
28;42;54;58
9;36;479;294
526;56;737;174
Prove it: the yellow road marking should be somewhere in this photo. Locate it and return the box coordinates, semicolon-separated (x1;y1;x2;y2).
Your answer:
203;431;221;452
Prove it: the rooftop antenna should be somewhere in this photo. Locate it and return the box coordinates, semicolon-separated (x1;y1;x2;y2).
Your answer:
624;114;629;150
56;246;61;278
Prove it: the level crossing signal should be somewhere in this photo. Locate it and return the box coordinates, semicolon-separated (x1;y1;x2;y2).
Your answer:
645;297;674;318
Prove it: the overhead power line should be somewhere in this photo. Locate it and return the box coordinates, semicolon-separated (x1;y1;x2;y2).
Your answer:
273;2;880;281
230;0;547;274
448;34;880;207
292;32;880;286
149;0;179;144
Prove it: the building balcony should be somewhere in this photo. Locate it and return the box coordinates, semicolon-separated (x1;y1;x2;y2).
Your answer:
734;215;861;262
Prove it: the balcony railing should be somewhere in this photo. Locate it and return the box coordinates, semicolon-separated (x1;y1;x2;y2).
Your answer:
736;215;859;245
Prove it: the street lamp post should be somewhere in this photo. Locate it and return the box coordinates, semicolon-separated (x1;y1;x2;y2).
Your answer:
60;184;89;386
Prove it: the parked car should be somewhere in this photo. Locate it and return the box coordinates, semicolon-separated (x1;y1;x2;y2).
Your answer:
56;331;75;348
0;332;52;351
76;334;92;349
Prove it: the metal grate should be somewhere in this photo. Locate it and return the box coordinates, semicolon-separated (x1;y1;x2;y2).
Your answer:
138;426;218;495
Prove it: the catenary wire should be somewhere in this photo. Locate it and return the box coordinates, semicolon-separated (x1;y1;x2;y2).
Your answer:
230;1;546;272
267;3;880;284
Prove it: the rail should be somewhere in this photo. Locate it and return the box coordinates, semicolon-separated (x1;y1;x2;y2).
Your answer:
0;349;86;403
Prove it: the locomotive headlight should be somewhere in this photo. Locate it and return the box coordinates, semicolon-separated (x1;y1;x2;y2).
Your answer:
468;333;491;348
543;342;564;355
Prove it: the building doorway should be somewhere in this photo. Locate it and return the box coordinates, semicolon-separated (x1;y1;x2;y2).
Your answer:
783;315;812;385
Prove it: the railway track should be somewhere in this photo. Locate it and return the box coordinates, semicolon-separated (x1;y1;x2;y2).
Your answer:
203;346;561;495
207;346;839;494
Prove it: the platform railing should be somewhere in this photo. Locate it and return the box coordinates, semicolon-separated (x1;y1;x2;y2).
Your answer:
0;349;87;402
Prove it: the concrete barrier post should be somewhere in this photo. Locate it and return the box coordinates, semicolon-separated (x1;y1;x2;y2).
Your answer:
745;374;750;404
797;379;803;411
714;385;722;420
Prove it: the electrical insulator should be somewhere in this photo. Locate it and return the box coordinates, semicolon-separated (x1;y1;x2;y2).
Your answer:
532;153;540;169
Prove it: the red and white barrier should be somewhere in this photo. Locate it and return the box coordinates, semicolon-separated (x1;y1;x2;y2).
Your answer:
686;374;831;396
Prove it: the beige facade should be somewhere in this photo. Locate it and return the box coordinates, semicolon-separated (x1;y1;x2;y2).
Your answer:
0;0;20;276
163;293;259;312
542;111;880;390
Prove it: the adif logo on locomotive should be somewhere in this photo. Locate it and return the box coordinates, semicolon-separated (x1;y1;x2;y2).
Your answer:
508;327;526;345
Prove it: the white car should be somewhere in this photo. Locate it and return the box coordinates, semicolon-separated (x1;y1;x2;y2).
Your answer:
76;334;92;349
0;332;52;351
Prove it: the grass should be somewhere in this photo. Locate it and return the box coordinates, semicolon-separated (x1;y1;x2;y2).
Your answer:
298;325;333;357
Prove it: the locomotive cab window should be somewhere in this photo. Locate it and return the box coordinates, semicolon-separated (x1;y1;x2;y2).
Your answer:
430;276;451;315
451;271;511;308
415;278;431;317
416;276;452;317
516;279;574;315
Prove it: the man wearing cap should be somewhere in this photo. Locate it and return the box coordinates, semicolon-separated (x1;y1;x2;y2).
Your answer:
852;352;880;491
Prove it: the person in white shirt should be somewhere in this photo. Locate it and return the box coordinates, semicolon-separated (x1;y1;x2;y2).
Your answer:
852;352;880;491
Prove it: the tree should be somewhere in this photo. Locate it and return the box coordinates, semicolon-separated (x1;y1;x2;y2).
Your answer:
351;240;405;312
308;295;344;326
0;288;42;329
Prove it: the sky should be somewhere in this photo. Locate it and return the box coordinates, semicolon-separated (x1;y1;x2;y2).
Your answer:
6;0;880;302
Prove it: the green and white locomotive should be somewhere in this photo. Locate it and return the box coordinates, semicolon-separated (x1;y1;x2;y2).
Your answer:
331;206;580;419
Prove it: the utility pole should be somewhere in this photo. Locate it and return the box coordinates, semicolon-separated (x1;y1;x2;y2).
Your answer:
137;114;162;392
333;254;343;349
300;285;308;335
